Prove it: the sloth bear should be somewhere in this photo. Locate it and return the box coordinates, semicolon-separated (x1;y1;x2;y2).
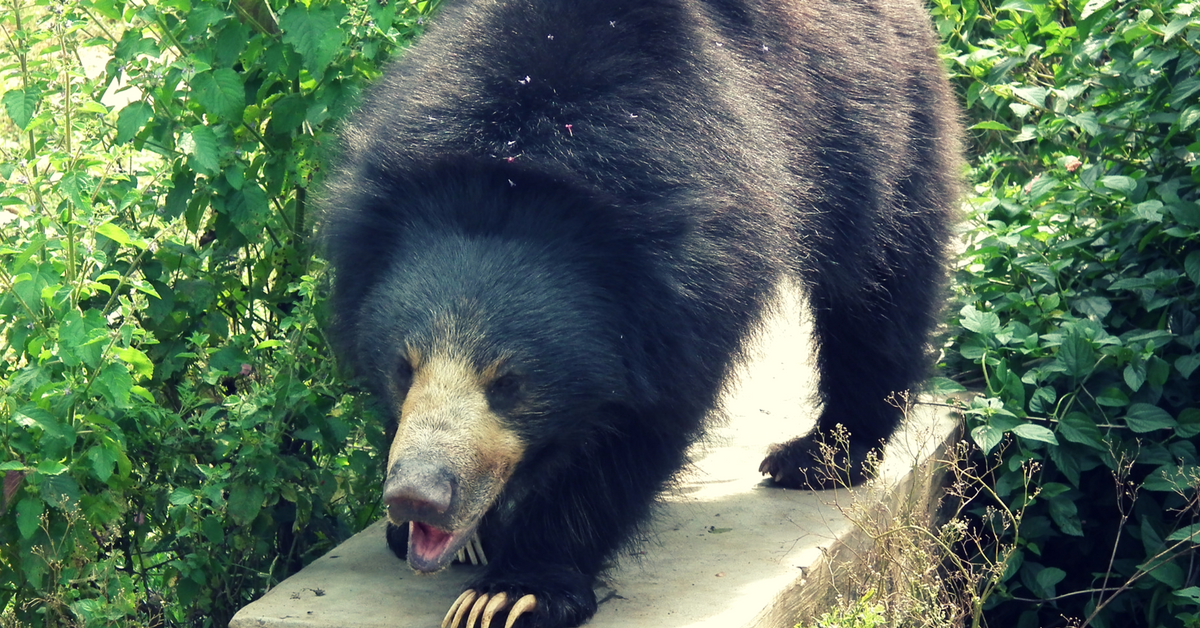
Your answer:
322;0;961;626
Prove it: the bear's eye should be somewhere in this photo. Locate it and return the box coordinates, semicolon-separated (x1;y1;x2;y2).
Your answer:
395;360;414;391
486;373;522;406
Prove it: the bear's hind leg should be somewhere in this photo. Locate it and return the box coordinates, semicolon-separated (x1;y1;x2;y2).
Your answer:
763;256;943;489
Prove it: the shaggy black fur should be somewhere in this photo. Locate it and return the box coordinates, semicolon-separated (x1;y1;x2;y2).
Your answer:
322;0;961;626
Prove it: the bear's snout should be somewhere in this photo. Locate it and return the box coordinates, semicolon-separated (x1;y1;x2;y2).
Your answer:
383;462;456;522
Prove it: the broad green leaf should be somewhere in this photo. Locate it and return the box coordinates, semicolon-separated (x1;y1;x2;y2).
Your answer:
1049;498;1083;536
87;445;118;483
93;362;134;409
1011;85;1048;106
1176;587;1200;604
280;4;348;78
1035;566;1066;596
1068;111;1101;136
1056;412;1106;451
1124;360;1146;392
1167;524;1200;544
1125;403;1176;433
1176;354;1200;379
1080;0;1114;20
16;497;43;539
1012;423;1058;445
169;487;195;506
96;221;132;246
1056;330;1094;378
1141;560;1184;588
228;482;265;525
970;120;1016;132
115;101;153;143
40;474;80;509
1071;296;1110;319
961;304;1001;335
1186;251;1200;285
183;125;221;175
192;68;246;122
927;377;967;395
1099;175;1136;195
2;86;41;130
1170;76;1200;110
971;423;1006;454
1177;408;1200;438
116;347;154;380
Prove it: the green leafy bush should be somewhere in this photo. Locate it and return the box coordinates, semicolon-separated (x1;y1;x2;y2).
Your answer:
0;0;436;625
934;0;1200;625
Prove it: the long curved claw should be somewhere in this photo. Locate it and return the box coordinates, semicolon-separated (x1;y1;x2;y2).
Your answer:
480;592;508;628
442;589;537;628
443;589;478;628
504;594;537;628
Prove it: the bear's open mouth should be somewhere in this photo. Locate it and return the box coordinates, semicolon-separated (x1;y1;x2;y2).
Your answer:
408;520;478;573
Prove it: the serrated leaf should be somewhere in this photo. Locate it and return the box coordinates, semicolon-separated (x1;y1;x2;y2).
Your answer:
1125;403;1176;433
191;68;246;122
1167;523;1200;543
280;4;347;78
169;487;195;506
115;101;153;143
87;445;117;483
183;125;221;175
2;86;41;130
93;362;134;409
1056;330;1094;378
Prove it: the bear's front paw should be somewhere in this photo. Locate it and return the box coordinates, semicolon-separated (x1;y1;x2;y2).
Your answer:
442;571;597;628
760;432;874;490
443;590;537;628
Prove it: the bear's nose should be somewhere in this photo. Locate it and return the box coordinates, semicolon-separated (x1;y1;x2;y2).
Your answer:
383;463;455;517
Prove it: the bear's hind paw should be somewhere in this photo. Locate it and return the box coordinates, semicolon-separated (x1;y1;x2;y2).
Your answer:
443;589;537;628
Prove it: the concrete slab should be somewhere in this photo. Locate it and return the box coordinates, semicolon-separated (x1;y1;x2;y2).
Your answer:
230;291;958;628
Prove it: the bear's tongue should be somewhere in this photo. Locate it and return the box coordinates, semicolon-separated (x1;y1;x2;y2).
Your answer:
409;521;455;571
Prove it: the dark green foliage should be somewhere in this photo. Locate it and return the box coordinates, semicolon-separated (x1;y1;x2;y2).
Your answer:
935;0;1200;625
0;0;437;625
